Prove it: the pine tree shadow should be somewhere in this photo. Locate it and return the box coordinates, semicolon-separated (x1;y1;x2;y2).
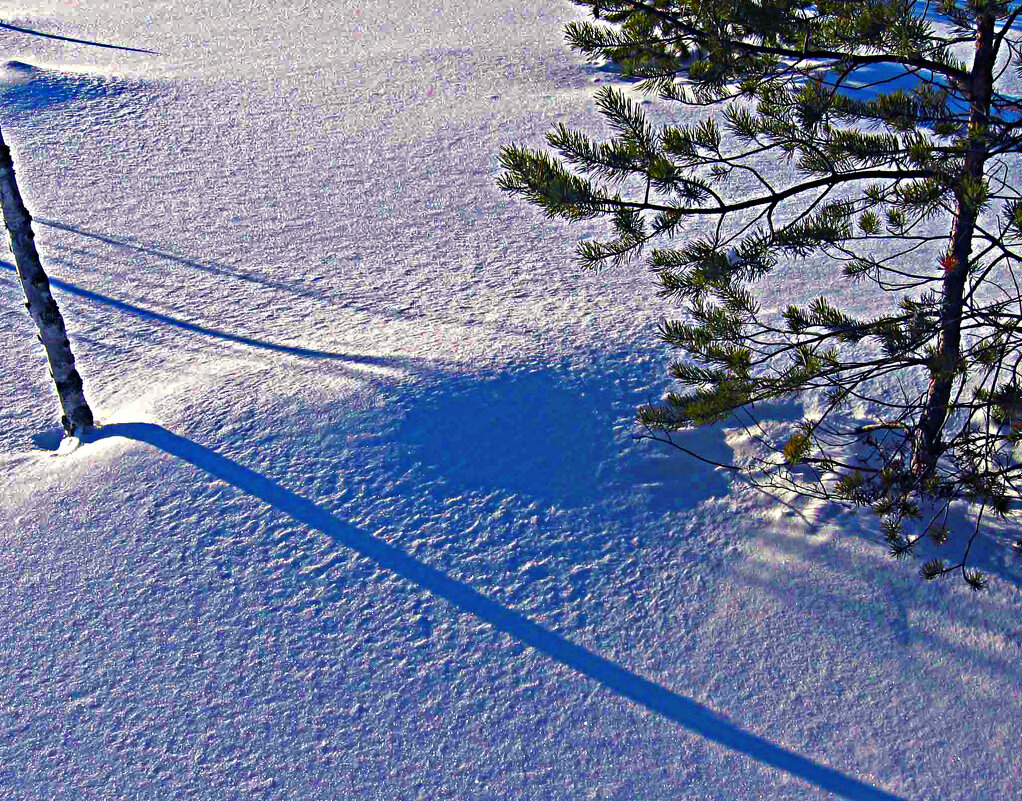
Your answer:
732;499;1022;683
719;398;1022;675
393;361;732;511
723;397;1022;592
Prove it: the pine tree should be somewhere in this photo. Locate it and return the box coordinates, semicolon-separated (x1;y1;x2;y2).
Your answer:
497;0;1022;589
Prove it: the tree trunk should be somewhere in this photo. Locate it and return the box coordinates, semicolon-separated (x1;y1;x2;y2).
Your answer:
911;10;997;482
0;125;94;436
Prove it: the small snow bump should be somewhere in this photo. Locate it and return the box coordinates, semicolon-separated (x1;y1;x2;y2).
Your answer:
518;560;550;580
0;60;39;85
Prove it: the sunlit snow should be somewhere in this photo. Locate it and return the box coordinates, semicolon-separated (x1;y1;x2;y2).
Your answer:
1;2;1021;799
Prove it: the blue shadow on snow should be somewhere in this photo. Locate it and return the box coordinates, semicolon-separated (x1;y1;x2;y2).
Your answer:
34;218;334;306
0;261;404;367
0;61;140;113
83;421;905;801
0;21;158;54
394;367;732;510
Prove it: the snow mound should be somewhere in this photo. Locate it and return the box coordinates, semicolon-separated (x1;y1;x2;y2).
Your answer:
0;59;145;112
1;59;38;80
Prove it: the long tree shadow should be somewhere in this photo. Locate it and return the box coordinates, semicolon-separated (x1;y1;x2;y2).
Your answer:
0;261;405;366
82;421;904;801
34;218;334;305
34;219;438;324
0;21;158;53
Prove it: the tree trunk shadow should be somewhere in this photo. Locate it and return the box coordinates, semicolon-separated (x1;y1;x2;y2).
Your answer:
82;421;905;801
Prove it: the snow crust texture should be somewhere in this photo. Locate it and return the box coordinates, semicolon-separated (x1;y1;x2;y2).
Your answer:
1;2;1021;800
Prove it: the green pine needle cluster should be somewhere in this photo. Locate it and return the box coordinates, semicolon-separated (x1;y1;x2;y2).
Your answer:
498;0;1022;590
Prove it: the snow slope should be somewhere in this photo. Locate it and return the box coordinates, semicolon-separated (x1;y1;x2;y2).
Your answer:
1;2;1020;799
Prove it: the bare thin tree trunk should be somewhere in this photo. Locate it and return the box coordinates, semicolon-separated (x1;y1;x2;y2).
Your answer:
0;125;93;436
911;10;997;481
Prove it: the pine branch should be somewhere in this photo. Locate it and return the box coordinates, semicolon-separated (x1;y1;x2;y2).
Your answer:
590;0;970;81
497;0;1022;590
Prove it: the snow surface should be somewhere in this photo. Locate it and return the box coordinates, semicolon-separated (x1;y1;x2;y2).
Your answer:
1;2;1021;799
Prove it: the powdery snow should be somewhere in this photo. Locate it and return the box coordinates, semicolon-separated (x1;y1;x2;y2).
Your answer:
1;2;1020;799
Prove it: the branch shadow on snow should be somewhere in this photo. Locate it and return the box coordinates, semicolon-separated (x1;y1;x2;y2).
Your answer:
34;219;337;307
83;421;905;801
0;261;402;366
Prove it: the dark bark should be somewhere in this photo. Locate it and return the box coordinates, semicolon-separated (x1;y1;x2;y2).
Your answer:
911;10;998;481
0;125;94;436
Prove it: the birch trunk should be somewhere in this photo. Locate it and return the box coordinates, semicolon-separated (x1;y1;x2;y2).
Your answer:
0;125;93;436
910;10;996;481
